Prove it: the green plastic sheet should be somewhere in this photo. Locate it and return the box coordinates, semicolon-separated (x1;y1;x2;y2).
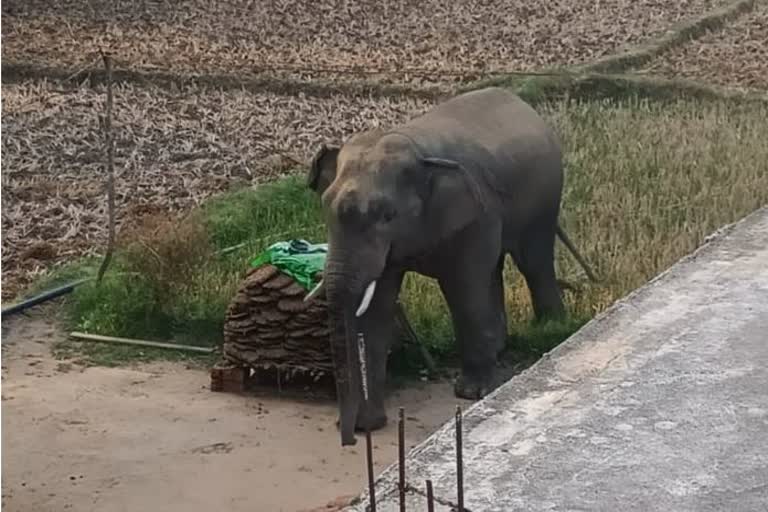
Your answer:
250;239;327;290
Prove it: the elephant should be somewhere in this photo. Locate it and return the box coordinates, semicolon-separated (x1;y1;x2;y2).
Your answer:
305;87;596;446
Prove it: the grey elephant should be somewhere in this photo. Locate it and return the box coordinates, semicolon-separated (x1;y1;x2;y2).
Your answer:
305;87;595;446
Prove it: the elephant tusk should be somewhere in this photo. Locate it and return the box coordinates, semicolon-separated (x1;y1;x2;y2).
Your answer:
355;280;377;317
304;278;325;302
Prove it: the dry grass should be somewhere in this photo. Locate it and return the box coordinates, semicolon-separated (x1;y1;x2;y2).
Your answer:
0;80;433;298
119;211;215;303
401;98;768;345
2;0;729;86
642;2;768;91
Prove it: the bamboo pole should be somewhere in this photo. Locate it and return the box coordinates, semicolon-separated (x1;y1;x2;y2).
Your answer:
69;332;215;354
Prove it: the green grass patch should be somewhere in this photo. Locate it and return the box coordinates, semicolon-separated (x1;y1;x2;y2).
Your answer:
201;176;324;249
63;176;327;349
507;316;591;356
44;97;768;372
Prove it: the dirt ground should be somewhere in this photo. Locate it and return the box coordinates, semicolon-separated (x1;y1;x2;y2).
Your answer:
1;309;467;512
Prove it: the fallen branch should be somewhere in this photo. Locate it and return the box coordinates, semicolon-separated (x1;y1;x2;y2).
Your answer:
557;278;583;294
395;303;436;375
69;331;215;354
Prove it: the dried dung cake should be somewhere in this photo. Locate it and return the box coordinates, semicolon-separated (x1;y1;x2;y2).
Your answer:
223;264;334;380
223;263;416;385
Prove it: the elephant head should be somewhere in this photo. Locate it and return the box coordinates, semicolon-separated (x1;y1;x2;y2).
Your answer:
307;130;487;446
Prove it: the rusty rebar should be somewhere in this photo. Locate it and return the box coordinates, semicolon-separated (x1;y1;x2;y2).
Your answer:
455;405;464;511
398;407;406;511
366;429;376;512
426;480;435;512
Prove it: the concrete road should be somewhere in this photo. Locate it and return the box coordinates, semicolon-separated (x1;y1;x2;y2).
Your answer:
348;207;768;512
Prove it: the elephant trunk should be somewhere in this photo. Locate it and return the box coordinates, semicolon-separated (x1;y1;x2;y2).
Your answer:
324;258;367;446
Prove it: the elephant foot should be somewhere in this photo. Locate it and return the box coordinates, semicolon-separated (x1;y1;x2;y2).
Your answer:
356;401;388;431
454;372;498;400
334;405;387;433
355;411;388;432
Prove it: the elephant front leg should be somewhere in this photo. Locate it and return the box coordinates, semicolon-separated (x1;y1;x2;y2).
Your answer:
354;270;404;432
439;258;508;400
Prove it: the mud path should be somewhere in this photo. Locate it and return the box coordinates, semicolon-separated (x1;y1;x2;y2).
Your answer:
1;310;465;512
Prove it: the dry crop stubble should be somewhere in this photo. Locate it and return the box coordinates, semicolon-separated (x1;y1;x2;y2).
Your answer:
0;80;433;298
642;2;768;92
3;0;730;86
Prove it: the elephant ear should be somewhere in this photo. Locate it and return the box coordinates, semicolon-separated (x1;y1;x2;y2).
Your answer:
420;157;489;240
307;144;340;195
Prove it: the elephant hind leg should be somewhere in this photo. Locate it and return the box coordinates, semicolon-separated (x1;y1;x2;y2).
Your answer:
510;220;565;321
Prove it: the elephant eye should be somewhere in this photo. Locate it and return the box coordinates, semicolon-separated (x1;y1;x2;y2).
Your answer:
379;202;396;223
335;191;360;225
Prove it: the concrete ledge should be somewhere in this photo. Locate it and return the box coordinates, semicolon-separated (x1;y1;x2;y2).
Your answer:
348;207;768;511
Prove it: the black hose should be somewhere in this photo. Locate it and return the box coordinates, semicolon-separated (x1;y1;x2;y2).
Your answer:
1;278;92;319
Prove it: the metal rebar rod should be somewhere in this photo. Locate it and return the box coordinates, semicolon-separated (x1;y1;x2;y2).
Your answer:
456;405;464;511
398;407;406;512
366;429;376;512
426;480;435;512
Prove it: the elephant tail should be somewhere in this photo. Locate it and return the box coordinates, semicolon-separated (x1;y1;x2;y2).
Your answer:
556;225;599;282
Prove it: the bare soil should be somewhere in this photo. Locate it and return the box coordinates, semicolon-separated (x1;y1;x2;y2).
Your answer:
2;0;729;86
642;2;768;91
1;309;465;512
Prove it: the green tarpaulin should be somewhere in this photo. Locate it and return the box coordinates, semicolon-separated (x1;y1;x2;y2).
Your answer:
250;239;327;290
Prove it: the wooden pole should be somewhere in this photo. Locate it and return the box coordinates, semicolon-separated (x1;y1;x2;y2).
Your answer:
96;51;117;283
